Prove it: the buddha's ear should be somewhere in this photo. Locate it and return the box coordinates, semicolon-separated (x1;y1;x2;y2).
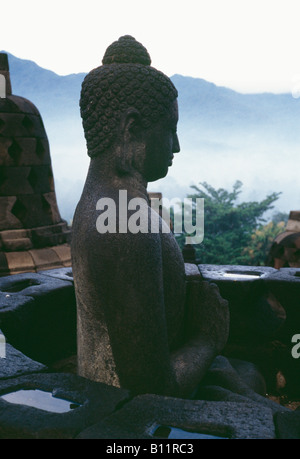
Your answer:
122;108;142;140
117;108;142;175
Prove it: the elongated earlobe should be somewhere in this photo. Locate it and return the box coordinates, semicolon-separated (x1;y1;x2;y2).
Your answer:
117;108;142;175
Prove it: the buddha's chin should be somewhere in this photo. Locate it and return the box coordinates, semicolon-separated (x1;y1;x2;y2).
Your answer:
147;168;169;183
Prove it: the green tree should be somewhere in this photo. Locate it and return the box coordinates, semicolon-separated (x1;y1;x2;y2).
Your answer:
243;220;286;266
175;180;281;265
271;211;289;225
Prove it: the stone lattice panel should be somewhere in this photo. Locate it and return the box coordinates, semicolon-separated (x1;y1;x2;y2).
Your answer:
0;138;51;167
0;113;47;138
0;167;33;196
0;197;23;230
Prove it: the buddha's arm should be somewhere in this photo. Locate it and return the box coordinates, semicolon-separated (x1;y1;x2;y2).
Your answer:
168;267;230;398
100;232;176;395
170;335;219;398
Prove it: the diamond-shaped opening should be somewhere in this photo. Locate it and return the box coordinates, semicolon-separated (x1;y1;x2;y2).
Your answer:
0;118;5;132
36;139;46;160
11;198;27;223
22;115;35;134
27;168;38;191
41;195;52;219
38;117;45;132
8;140;22;164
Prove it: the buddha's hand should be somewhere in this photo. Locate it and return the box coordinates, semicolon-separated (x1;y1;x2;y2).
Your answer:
187;281;230;354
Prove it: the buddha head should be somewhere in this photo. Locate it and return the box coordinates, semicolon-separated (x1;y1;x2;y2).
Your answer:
80;35;180;181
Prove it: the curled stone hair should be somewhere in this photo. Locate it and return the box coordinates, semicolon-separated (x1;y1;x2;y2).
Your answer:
80;35;178;158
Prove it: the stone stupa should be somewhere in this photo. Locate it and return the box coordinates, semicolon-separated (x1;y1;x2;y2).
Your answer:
0;53;71;276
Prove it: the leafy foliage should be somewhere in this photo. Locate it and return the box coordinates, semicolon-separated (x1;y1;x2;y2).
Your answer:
175;181;282;265
243;221;286;266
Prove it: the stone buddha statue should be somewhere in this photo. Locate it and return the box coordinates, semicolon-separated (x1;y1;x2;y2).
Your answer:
72;36;229;397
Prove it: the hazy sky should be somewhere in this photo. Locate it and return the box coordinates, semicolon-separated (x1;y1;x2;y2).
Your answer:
2;0;300;93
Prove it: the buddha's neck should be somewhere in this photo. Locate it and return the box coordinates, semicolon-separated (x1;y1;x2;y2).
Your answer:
85;154;149;200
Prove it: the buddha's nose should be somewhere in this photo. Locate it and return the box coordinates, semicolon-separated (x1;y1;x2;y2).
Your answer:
173;133;180;154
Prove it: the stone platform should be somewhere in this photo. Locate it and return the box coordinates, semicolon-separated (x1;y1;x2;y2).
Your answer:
0;265;299;439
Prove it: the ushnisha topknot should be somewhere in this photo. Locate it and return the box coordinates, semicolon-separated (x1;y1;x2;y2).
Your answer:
80;35;178;158
102;35;151;66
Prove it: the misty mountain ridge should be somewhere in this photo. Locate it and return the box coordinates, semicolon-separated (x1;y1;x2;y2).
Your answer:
2;51;299;222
